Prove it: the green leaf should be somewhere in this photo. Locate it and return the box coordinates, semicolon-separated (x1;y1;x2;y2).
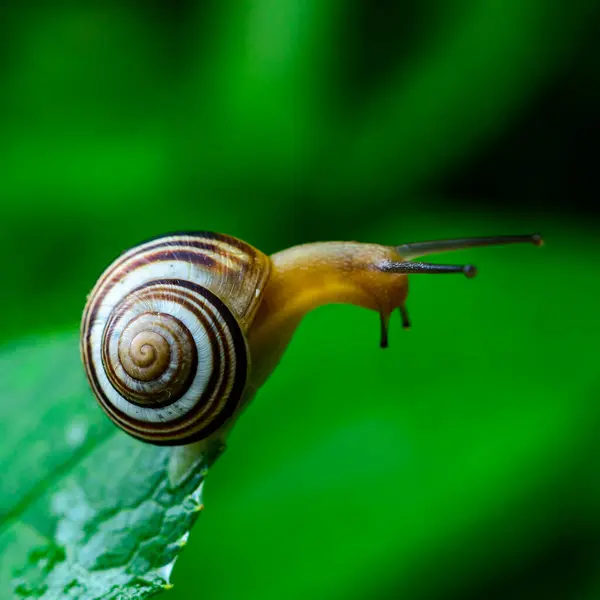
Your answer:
0;333;209;599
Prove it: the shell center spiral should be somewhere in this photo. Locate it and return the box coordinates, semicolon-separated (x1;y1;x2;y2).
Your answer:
120;328;170;381
104;309;198;407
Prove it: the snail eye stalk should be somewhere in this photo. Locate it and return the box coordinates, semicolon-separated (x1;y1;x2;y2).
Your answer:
380;261;477;277
396;233;543;261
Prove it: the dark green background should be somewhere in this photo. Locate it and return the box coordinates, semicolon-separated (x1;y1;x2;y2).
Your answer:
2;1;600;598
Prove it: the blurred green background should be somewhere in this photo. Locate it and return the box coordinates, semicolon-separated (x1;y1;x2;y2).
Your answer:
2;1;600;598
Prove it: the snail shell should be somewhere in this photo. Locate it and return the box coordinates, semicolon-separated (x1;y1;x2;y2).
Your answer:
81;232;271;445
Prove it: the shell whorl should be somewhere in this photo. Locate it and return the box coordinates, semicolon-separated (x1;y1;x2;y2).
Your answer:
81;232;271;445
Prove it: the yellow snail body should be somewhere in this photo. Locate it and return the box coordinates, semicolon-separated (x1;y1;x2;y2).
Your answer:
81;231;543;446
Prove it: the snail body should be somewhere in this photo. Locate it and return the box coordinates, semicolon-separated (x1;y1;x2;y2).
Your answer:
81;231;542;446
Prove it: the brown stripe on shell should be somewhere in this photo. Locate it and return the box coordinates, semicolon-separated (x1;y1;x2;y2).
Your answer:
82;246;239;343
101;308;199;408
94;283;224;414
99;317;223;438
82;233;270;337
127;231;259;256
85;279;247;445
102;309;238;443
81;235;242;316
140;280;245;444
101;284;225;412
126;284;234;438
89;234;253;299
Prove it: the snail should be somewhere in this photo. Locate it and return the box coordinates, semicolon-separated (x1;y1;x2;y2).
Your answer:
81;231;543;447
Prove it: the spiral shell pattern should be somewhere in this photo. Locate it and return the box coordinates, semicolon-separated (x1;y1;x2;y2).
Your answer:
81;232;270;445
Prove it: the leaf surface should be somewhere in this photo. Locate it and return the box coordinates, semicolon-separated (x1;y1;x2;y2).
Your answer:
0;334;207;599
